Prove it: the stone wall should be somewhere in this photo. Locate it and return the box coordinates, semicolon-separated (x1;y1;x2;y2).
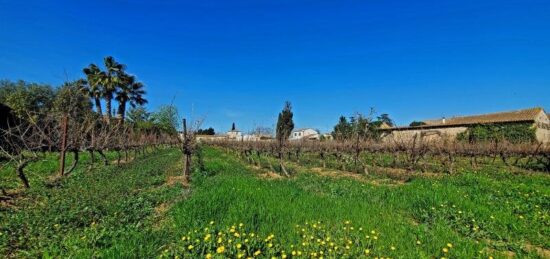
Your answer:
382;126;468;143
536;128;550;144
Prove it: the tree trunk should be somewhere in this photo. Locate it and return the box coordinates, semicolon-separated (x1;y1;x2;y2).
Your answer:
105;96;112;122
97;150;109;165
117;100;127;123
182;119;192;183
59;115;68;176
117;150;121;165
95;97;103;116
17;160;31;188
64;150;79;175
279;157;290;177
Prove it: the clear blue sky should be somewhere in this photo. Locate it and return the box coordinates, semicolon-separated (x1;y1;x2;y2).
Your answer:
1;0;549;133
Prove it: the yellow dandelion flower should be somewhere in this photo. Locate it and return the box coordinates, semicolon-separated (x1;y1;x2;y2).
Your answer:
236;243;242;249
416;240;422;245
391;246;396;250
254;250;261;256
447;243;453;248
442;248;449;253
217;246;225;254
187;245;194;250
365;249;370;254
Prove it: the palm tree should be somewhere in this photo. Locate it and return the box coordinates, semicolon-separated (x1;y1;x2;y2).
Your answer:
101;56;124;122
115;75;147;122
82;64;105;116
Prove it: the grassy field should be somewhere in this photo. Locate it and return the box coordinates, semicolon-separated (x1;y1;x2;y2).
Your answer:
1;147;549;258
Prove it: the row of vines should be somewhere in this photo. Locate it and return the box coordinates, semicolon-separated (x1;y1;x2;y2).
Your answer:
0;112;180;192
208;138;550;175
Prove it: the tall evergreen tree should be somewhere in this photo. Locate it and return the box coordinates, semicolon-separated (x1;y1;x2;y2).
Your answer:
276;101;294;144
275;101;294;176
332;116;352;140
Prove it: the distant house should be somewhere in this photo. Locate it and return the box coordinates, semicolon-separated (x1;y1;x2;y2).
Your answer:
290;128;320;141
382;107;550;144
226;129;243;140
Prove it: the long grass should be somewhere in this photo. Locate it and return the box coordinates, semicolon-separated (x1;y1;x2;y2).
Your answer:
1;147;548;258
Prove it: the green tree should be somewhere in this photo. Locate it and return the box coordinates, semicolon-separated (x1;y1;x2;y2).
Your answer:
82;64;105;116
275;101;294;176
115;75;147;122
197;127;216;135
376;113;394;127
101;56;125;121
332;116;352;140
127;105;150;123
54;80;93;121
409;121;426;127
0;80;55;120
151;105;179;134
276;101;294;144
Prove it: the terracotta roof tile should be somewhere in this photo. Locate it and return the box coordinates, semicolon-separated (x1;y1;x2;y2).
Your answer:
422;107;543;127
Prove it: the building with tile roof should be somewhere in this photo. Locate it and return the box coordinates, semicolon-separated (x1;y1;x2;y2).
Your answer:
382;107;550;144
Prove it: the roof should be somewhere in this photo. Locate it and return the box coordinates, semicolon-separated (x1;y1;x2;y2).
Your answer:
390;107;545;130
292;128;319;133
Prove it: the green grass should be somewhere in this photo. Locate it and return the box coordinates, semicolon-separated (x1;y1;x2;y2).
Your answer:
0;148;184;258
1;147;549;258
163;147;549;258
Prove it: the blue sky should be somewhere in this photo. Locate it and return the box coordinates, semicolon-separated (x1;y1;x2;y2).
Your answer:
1;0;549;133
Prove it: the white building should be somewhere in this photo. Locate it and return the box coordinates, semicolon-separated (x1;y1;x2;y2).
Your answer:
290;128;320;141
226;129;243;140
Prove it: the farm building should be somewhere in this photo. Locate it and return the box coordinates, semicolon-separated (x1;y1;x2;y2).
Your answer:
226;129;243;140
290;128;320;141
382;107;550;144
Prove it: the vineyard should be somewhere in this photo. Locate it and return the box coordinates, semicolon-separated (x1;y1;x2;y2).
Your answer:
209;139;550;176
0;112;179;191
1;59;549;258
